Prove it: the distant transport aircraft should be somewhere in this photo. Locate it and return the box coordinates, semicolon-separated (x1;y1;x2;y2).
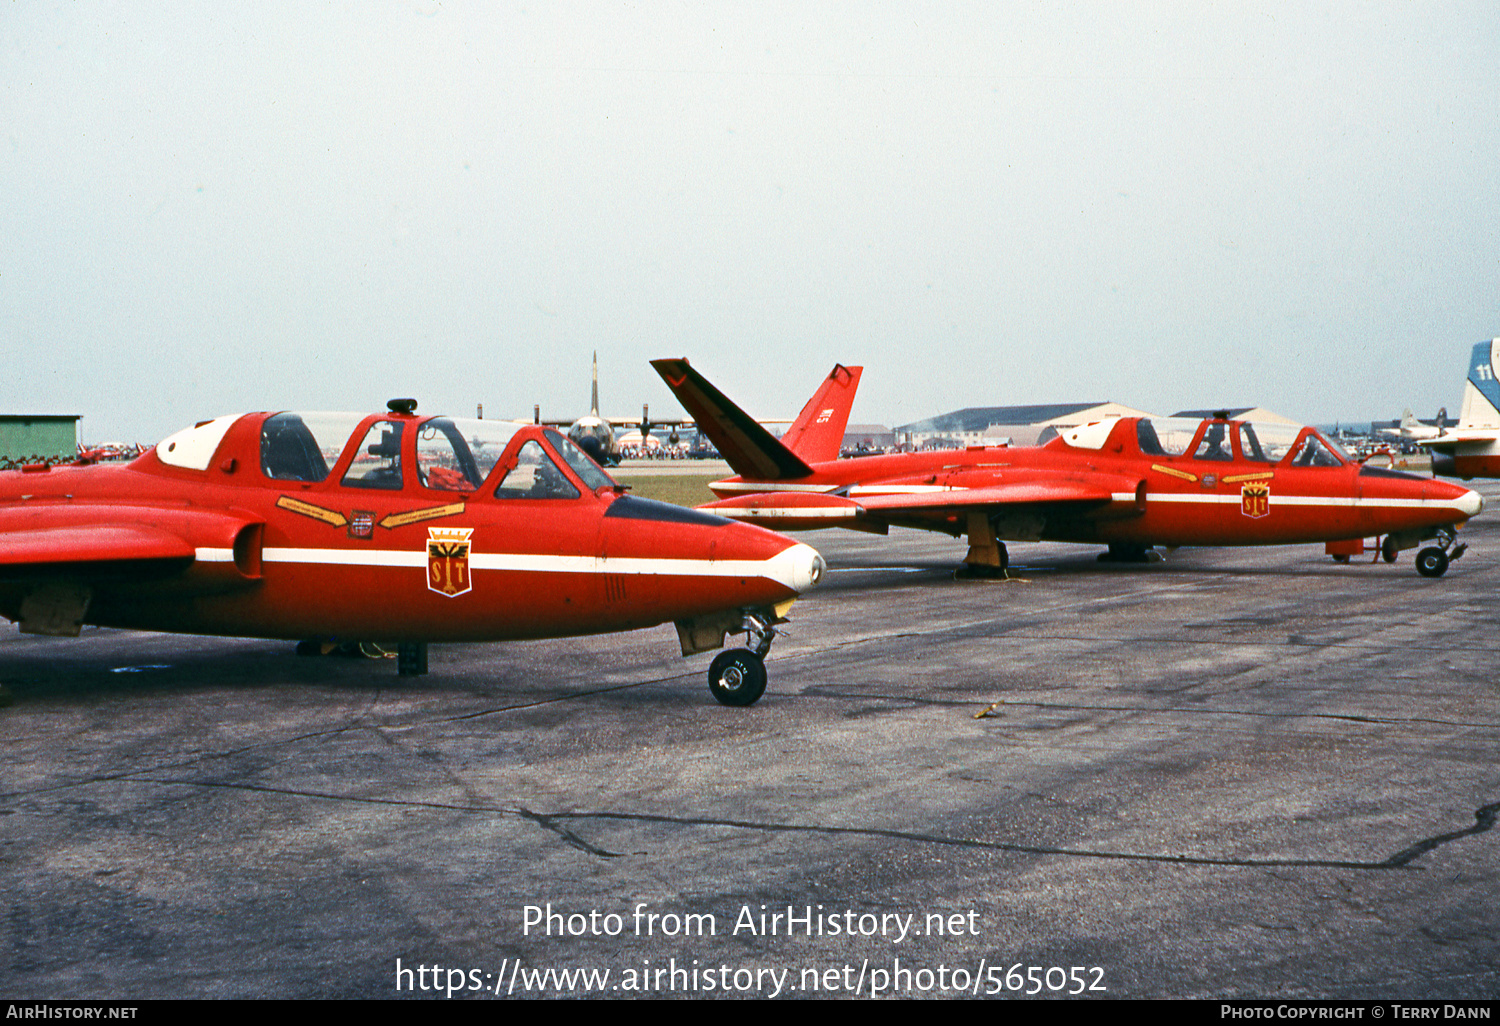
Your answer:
652;359;1482;578
1421;338;1500;480
0;400;825;705
535;352;690;466
540;352;793;465
1379;407;1447;443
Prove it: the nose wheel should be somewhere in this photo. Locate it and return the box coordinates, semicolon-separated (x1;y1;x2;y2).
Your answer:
1415;526;1466;578
707;649;767;706
705;609;777;706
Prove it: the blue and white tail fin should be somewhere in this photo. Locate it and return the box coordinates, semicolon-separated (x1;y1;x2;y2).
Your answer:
1458;338;1500;430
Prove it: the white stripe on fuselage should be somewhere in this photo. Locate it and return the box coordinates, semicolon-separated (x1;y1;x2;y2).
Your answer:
706;490;1471;515
1142;494;1470;510
719;507;858;518
711;481;961;496
712;481;842;494
195;546;808;579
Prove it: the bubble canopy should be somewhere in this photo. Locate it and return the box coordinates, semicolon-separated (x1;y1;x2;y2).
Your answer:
252;412;618;494
1132;417;1349;467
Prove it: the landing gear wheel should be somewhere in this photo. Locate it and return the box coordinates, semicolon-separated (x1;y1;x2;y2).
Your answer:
1098;543;1154;563
1381;537;1399;563
398;642;429;676
708;648;767;706
1331;554;1350;564
1415;546;1449;578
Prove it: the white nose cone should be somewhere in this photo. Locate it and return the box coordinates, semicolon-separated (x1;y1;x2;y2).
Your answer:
765;542;826;594
1458;488;1484;519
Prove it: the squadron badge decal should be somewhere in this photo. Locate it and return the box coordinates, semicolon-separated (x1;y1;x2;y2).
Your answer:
1241;482;1271;519
427;527;474;597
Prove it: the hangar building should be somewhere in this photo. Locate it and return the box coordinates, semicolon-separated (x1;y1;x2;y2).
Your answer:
0;415;80;461
894;402;1153;449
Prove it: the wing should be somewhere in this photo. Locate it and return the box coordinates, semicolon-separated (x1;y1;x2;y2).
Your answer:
0;507;264;635
0;525;197;574
697;474;1142;531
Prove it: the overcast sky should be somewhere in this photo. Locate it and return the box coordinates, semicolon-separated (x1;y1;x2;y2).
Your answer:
4;2;1498;442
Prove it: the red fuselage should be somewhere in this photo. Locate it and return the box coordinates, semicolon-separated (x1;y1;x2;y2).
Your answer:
701;416;1481;549
0;412;822;643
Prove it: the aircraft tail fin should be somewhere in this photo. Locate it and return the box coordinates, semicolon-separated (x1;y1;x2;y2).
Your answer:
651;359;814;481
1400;408;1419;430
778;364;863;464
590;351;600;416
1458;339;1500;430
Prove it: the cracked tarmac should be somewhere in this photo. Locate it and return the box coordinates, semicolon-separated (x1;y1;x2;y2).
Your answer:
4;481;1500;998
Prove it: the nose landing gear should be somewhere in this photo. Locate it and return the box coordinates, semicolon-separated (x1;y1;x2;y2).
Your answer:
708;648;767;706
705;609;779;706
1416;526;1467;578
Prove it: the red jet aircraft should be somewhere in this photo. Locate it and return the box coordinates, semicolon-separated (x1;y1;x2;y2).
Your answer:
0;401;826;705
653;360;1483;578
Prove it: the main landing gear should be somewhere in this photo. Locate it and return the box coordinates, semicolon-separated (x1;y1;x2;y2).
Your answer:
1097;543;1159;563
1415;526;1467;578
295;639;430;674
705;609;778;706
956;542;1009;579
956;511;1010;579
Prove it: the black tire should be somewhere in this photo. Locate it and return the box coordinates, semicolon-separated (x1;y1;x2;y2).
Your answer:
1331;554;1350;564
1099;543;1152;563
1415;547;1449;578
1382;537;1399;563
708;649;767;706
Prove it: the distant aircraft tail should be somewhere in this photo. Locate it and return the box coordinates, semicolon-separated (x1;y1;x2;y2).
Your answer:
777;365;864;464
590;351;600;416
651;359;815;481
1457;339;1500;430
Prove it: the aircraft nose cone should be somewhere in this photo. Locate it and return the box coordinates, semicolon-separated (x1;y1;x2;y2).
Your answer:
806;550;827;589
769;541;826;595
1457;487;1483;519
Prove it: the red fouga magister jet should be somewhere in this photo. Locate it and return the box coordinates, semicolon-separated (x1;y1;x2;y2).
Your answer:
0;400;825;705
653;360;1483;578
